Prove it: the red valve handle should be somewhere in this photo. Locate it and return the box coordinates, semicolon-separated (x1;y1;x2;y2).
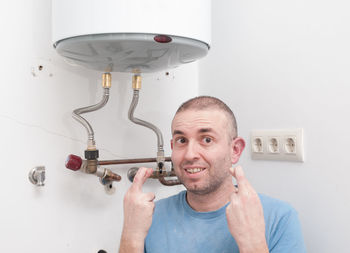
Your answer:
65;154;82;171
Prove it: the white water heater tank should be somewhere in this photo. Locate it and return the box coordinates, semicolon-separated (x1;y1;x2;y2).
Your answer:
52;0;211;73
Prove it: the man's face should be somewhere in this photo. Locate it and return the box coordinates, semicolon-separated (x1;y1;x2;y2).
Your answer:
171;109;242;195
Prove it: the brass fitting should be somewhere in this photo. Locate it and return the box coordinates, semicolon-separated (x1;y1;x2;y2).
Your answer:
87;140;96;151
132;74;142;90
86;159;98;174
104;169;122;182
102;73;112;88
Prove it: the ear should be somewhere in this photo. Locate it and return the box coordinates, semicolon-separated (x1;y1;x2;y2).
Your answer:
230;137;245;164
170;139;174;150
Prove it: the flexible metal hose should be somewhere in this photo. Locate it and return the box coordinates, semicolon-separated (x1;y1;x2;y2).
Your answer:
128;89;164;152
72;88;110;146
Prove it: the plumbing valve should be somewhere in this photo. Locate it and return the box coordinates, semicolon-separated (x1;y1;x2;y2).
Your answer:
97;168;122;184
84;149;99;174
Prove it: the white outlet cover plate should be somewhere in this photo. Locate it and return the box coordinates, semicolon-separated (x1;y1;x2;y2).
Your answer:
250;128;304;162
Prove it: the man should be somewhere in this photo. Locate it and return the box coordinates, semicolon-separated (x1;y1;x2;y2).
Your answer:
119;96;306;253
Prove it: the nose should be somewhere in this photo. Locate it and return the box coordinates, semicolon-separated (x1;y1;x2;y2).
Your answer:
184;141;200;161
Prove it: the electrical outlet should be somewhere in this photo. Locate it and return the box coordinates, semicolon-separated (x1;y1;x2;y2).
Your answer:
267;136;280;154
252;136;263;153
250;129;304;162
284;136;297;154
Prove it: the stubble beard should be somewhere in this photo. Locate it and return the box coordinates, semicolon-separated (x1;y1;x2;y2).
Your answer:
177;167;230;196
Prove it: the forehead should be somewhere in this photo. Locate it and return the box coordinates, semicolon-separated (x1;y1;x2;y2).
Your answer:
171;109;228;134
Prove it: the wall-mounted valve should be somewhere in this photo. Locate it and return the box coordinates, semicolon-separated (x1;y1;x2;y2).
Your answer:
65;154;121;193
28;166;46;186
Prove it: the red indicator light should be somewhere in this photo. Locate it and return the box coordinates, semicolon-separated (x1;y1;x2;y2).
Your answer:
154;35;172;43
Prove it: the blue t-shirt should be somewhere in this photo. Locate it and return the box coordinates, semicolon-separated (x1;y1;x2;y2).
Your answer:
145;190;306;253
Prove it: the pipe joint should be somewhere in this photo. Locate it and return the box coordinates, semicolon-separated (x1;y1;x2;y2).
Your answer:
85;149;99;160
102;73;112;88
86;159;98;174
132;74;142;90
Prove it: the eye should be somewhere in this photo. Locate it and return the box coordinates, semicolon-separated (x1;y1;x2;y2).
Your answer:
203;137;212;144
176;137;186;144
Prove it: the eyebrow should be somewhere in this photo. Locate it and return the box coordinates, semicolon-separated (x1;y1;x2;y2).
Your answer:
172;128;214;136
172;130;184;136
198;128;213;133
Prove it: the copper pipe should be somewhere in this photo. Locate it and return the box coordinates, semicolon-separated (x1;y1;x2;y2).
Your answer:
104;169;122;182
98;157;172;166
126;167;181;187
158;176;182;186
127;167;175;182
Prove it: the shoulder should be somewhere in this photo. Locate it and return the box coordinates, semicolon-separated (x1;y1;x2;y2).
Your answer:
258;193;302;236
258;193;297;217
259;194;306;251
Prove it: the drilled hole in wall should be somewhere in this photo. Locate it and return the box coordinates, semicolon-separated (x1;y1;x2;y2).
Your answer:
98;250;107;253
38;65;43;71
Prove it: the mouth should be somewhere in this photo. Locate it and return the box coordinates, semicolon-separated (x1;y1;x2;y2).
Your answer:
185;168;206;174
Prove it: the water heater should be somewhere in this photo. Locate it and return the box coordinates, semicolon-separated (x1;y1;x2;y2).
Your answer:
52;0;211;73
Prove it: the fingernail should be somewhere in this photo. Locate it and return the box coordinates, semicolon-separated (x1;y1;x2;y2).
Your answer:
235;166;244;176
229;167;235;174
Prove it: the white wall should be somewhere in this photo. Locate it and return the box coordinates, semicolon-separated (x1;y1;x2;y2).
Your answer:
199;0;350;252
0;1;196;252
3;1;349;252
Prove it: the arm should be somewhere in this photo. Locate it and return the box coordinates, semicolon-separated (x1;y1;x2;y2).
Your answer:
226;166;269;253
119;167;155;253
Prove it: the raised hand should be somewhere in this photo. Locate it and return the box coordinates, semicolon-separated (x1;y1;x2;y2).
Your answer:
226;166;269;253
120;167;155;253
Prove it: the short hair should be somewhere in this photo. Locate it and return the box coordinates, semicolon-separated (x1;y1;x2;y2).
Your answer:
175;96;237;139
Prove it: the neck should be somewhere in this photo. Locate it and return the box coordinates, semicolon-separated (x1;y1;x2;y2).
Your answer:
186;180;235;212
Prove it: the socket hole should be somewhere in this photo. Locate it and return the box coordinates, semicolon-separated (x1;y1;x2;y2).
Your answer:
285;138;296;154
268;138;279;153
252;138;263;153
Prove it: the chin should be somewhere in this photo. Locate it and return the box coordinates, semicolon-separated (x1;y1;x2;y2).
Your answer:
185;184;212;195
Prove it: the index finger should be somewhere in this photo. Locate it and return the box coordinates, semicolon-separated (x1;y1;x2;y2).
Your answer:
130;167;153;192
230;166;251;191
